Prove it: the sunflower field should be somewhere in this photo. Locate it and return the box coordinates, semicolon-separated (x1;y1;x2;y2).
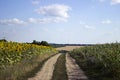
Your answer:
0;41;57;79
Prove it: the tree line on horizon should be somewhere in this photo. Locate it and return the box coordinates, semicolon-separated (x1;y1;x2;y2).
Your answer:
0;39;94;48
0;39;50;46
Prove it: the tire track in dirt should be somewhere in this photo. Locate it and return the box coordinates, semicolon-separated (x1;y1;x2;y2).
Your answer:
66;53;88;80
28;54;61;80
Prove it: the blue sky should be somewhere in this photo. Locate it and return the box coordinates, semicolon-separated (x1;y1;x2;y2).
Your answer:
0;0;120;44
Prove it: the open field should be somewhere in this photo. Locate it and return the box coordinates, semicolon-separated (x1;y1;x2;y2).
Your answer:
0;0;119;80
1;41;119;80
56;46;83;51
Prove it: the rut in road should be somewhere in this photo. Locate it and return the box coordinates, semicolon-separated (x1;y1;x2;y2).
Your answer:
66;53;89;80
28;54;61;80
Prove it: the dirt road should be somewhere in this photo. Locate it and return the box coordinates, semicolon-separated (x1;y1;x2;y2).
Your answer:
66;53;88;80
28;46;88;80
28;54;61;80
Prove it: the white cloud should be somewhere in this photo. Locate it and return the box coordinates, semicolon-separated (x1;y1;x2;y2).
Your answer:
93;0;120;5
0;18;25;25
28;18;37;23
28;18;52;23
111;0;120;4
30;4;71;23
53;17;68;23
35;4;71;19
101;19;112;24
0;4;71;25
84;25;95;29
32;0;40;5
28;17;67;24
0;17;67;25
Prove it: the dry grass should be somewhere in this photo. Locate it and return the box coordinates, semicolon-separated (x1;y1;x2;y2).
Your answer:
52;54;68;80
56;46;82;51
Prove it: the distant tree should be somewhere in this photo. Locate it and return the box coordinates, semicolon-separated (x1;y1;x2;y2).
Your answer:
0;39;7;42
40;41;50;46
32;40;37;44
32;40;50;46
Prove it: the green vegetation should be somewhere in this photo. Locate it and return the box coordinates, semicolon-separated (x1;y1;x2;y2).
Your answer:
52;54;68;80
0;39;7;42
69;43;120;80
0;41;57;80
18;54;56;80
32;40;50;46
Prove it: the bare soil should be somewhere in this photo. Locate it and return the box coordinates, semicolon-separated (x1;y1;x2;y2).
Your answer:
28;46;88;80
66;53;88;80
56;46;82;51
28;54;61;80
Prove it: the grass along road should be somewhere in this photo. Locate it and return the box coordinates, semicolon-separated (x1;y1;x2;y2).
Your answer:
66;53;88;80
28;46;88;80
52;54;68;80
28;54;61;80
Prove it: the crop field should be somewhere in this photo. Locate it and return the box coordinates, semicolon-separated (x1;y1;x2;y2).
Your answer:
69;43;120;80
56;46;82;51
1;41;120;80
0;41;57;80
